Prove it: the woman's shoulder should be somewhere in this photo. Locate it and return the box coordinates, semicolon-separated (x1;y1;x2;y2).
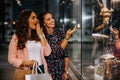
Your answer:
11;34;18;41
12;34;17;38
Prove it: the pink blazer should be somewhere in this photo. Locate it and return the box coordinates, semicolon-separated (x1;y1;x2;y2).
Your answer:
8;34;51;73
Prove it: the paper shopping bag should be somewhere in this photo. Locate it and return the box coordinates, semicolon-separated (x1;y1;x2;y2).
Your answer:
25;73;50;80
25;62;51;80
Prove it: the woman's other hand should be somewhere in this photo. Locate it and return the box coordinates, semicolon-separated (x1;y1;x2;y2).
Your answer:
65;26;77;39
62;73;69;80
21;60;37;67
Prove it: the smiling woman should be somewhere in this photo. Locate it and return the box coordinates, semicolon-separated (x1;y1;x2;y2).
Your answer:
28;12;39;30
8;9;51;80
39;11;77;80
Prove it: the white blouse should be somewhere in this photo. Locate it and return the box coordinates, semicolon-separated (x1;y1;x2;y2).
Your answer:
27;41;42;65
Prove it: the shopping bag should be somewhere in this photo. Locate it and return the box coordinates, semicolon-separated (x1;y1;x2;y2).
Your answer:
25;73;50;80
25;62;50;80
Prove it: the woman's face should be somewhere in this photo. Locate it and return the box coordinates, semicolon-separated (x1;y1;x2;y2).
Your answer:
28;12;38;30
43;13;55;28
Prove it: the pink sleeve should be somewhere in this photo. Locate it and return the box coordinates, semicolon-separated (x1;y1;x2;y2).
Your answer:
41;52;48;73
42;43;51;56
8;34;23;68
40;43;51;73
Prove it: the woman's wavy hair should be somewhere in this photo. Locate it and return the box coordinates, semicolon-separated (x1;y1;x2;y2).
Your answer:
15;9;39;49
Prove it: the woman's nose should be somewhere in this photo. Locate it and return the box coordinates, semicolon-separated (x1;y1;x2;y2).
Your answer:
51;19;55;22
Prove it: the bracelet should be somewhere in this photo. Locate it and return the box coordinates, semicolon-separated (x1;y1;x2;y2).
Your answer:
64;70;69;74
39;34;45;39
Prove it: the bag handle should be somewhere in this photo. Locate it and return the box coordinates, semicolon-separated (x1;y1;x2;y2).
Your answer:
31;62;43;74
31;62;36;74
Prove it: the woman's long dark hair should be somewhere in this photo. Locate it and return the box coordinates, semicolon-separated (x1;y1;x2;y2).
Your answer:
15;9;39;49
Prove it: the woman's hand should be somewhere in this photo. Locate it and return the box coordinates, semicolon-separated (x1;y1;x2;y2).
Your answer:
27;60;36;67
21;60;37;67
62;73;69;80
65;26;77;39
36;21;44;36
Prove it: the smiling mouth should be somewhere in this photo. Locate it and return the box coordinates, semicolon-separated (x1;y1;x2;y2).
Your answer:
51;23;55;25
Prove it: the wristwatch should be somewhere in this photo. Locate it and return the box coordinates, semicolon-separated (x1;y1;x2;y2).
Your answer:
64;70;69;74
